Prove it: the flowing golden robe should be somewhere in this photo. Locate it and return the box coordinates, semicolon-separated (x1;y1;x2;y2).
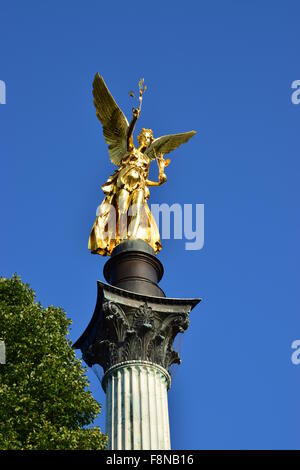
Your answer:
88;149;161;256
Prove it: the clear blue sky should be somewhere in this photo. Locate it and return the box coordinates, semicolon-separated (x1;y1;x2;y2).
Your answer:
1;0;300;449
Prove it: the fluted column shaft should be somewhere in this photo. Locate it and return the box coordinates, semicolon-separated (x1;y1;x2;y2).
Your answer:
102;360;171;450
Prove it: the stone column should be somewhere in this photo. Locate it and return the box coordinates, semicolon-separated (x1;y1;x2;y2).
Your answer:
103;360;171;450
73;240;200;450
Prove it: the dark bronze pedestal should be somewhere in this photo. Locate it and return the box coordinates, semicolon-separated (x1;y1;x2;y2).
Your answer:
74;240;200;377
103;239;165;297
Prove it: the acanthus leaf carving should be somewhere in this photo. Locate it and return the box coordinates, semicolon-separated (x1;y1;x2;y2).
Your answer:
89;300;191;372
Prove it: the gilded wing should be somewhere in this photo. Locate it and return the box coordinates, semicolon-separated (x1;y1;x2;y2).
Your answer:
145;131;196;160
93;73;129;165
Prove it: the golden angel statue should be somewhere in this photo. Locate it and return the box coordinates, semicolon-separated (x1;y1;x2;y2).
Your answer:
88;73;196;256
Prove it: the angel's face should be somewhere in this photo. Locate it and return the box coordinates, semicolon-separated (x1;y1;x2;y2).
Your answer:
137;128;154;148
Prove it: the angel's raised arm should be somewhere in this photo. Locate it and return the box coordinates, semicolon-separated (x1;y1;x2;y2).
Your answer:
127;107;141;151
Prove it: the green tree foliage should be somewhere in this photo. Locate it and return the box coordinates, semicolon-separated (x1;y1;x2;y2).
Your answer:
0;275;107;450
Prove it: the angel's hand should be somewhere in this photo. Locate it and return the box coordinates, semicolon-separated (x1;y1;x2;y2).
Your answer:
159;173;167;184
132;107;140;118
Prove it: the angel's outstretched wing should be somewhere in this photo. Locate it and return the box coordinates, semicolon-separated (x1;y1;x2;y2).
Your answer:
145;131;196;160
93;73;129;165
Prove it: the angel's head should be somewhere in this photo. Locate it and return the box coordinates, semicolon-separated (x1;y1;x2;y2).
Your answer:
137;128;154;149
